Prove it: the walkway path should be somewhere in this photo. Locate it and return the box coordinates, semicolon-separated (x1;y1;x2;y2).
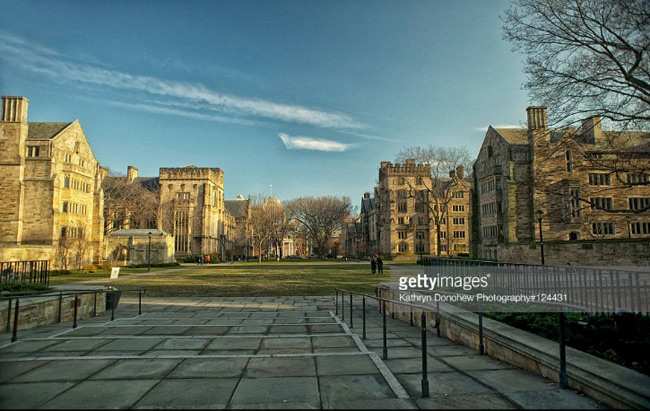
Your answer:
0;295;603;409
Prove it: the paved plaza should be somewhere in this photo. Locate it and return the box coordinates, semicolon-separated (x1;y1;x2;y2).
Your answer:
0;295;603;409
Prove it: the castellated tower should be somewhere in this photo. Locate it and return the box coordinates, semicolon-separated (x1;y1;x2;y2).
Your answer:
0;96;29;244
159;166;225;258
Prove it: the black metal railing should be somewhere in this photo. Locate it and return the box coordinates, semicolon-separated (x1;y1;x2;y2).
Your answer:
335;287;441;398
423;257;650;315
0;260;50;285
2;288;145;343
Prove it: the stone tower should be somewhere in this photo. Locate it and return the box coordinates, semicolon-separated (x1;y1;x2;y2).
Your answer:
0;96;29;244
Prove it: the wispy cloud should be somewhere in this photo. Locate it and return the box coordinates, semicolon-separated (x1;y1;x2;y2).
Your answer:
472;124;522;132
338;130;394;142
0;32;363;130
278;133;354;152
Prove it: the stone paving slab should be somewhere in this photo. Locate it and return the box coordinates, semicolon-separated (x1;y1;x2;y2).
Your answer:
0;295;607;409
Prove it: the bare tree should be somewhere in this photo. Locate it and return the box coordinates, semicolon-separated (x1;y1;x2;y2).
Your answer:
395;146;472;256
248;195;290;263
503;0;650;130
284;196;352;258
102;169;159;234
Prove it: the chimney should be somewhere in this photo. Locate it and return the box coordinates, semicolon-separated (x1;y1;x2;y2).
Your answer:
2;96;29;123
581;116;602;144
526;106;548;130
456;165;464;180
449;169;456;178
364;192;371;199
127;166;139;182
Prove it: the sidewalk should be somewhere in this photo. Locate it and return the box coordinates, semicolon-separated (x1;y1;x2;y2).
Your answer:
0;295;603;409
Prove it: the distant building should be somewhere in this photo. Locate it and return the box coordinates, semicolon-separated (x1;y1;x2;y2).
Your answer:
362;159;471;259
159;166;226;259
471;106;650;264
0;96;104;268
224;195;252;260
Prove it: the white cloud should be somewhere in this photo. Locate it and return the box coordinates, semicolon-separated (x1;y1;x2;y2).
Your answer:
0;32;363;130
278;133;354;152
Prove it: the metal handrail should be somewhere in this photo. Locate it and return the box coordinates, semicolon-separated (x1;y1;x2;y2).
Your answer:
3;288;146;343
334;287;440;398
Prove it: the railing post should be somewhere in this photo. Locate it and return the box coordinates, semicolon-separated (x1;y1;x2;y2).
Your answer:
436;300;441;337
11;299;20;342
93;292;97;317
349;293;353;328
73;293;79;329
410;307;413;326
421;312;429;397
111;298;115;322
362;296;366;340
478;310;484;355
382;300;388;360
342;291;345;321
139;290;142;316
335;289;338;316
5;299;11;333
57;291;63;323
559;312;568;388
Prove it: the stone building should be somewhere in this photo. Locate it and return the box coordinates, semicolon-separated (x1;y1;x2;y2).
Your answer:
471;106;650;264
365;159;471;259
0;96;104;268
224;195;253;260
159;166;226;259
106;229;175;266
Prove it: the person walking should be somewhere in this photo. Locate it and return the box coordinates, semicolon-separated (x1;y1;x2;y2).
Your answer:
370;256;377;275
205;255;211;265
377;256;384;275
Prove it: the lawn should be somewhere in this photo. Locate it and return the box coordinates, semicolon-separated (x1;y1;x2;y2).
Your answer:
53;261;394;297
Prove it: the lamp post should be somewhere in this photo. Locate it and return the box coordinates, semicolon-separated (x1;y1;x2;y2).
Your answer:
147;231;152;272
535;210;545;265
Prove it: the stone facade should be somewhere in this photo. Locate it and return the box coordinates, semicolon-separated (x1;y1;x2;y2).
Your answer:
472;106;650;263
362;159;471;258
0;96;104;268
159;166;226;258
106;229;175;266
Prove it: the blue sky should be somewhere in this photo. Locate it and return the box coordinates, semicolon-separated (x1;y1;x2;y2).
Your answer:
0;0;529;208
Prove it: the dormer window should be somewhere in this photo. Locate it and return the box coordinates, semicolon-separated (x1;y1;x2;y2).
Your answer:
27;146;40;157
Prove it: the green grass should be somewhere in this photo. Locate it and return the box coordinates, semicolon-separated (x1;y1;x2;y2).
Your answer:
48;266;178;285
70;261;391;297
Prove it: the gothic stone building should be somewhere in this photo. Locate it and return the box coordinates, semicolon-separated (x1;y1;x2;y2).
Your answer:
367;159;470;258
0;96;104;268
472;106;650;263
159;166;227;259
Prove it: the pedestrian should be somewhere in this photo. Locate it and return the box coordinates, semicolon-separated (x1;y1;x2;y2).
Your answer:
370;257;377;275
206;255;211;265
377;256;384;275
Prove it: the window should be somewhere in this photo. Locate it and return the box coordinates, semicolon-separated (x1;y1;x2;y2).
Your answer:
628;173;649;185
62;201;68;213
565;150;573;172
398;230;407;239
64;176;70;188
590;197;612;210
416;230;426;239
452;191;465;199
418;217;427;225
415;242;426;253
416;177;423;185
64;153;72;163
453;231;466;239
453;217;465;225
397;201;407;212
631;222;650;235
592;222;615;235
569;232;580;241
452;205;465;212
397;189;408;198
61;226;67;238
629;198;650;211
398;217;405;225
415;203;426;213
397;177;405;185
439;231;447;239
398;243;409;252
568;188;582;217
588;173;611;186
177;192;190;201
27;146;39;157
